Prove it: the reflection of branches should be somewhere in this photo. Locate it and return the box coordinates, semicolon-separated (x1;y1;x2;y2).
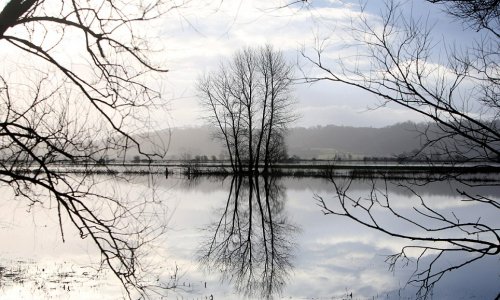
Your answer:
294;0;499;298
59;176;173;297
315;176;500;299
2;171;175;297
199;175;298;299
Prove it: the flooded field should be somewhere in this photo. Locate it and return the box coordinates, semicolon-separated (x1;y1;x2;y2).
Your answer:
0;174;499;299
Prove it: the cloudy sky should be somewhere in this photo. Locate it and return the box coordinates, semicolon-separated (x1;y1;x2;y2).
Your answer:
151;0;479;128
0;0;479;129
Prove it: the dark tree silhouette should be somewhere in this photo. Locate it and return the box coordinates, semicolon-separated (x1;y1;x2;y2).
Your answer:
299;0;500;298
198;175;298;299
0;0;175;297
301;0;499;163
427;0;499;37
198;45;297;174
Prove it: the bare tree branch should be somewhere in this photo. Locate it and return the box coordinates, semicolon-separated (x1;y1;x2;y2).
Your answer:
0;0;176;297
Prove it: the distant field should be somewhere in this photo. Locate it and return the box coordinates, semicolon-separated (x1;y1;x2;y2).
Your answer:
12;160;500;180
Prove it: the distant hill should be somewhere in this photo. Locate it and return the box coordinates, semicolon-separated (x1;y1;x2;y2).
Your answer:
287;122;425;159
125;122;427;160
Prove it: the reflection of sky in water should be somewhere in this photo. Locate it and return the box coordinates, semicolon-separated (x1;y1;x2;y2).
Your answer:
0;188;126;299
0;176;498;299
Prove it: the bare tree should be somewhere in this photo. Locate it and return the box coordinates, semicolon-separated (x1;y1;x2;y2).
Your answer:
0;0;176;297
299;0;499;298
198;45;296;174
258;45;298;172
301;0;499;163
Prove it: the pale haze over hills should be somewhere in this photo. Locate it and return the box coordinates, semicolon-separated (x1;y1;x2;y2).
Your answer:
134;122;426;160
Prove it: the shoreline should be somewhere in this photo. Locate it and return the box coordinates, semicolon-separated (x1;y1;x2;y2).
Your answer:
8;161;500;181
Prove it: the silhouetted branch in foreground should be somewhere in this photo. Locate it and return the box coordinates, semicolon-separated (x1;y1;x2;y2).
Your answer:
0;0;176;297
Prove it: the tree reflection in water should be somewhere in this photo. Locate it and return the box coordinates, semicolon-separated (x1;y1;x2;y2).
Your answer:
198;175;298;299
316;175;500;299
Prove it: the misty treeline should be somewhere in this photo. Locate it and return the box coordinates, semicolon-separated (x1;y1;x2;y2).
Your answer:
197;45;297;174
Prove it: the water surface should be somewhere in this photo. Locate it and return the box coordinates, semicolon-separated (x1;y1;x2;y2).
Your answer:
0;175;498;299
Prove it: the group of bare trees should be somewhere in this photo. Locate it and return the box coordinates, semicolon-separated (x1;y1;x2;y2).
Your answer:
1;0;498;298
198;45;296;174
0;1;297;298
301;0;499;298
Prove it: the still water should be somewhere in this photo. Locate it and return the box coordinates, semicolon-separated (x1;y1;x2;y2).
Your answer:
0;175;498;299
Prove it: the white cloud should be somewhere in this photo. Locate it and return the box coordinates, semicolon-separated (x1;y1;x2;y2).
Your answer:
155;0;382;128
2;0;463;129
153;0;443;129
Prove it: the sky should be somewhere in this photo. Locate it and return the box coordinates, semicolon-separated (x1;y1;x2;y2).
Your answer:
151;0;479;128
0;0;481;130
